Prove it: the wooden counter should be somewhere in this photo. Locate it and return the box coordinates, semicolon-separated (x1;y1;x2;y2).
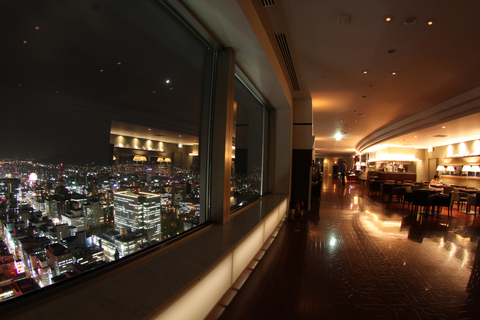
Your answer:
368;171;416;182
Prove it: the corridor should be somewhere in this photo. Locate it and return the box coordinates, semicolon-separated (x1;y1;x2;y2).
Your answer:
216;178;480;319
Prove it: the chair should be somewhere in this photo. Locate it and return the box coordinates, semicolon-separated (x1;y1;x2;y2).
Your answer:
411;185;421;191
402;187;414;211
453;189;468;211
433;191;454;218
466;192;480;216
369;180;381;195
382;183;402;202
442;186;454;195
412;190;435;215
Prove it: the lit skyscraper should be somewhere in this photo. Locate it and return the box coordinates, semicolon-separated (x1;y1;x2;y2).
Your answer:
113;191;162;242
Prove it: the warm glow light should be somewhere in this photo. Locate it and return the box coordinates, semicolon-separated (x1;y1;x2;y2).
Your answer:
462;165;472;172
447;145;453;157
471;165;480;172
460;142;467;155
368;154;419;162
335;133;342;141
446;166;455;172
436;166;446;172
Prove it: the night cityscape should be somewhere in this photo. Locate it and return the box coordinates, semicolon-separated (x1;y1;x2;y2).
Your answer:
0;159;201;301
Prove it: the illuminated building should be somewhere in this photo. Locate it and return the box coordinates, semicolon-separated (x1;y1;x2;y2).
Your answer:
113;191;162;243
45;243;73;277
83;199;105;227
0;179;21;214
47;224;72;243
30;254;51;287
95;230;143;261
61;210;85;232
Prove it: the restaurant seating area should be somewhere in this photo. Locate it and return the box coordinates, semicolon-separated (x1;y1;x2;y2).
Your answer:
369;179;480;217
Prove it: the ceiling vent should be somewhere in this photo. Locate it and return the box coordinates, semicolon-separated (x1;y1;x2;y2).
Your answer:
262;0;275;7
275;33;300;91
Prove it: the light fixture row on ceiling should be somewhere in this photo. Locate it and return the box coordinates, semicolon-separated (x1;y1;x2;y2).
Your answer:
362;70;397;75
384;15;435;26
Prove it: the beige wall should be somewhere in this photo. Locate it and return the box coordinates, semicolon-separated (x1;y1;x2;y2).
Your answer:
429;139;480;187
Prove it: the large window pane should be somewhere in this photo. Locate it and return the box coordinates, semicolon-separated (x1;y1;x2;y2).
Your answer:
0;0;214;299
231;77;269;210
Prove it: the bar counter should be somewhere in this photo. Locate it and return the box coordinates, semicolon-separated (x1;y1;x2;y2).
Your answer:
367;171;416;182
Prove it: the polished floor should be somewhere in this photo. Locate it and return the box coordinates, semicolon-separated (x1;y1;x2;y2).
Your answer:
217;178;480;320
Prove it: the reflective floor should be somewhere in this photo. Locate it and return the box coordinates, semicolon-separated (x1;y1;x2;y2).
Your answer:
217;178;480;319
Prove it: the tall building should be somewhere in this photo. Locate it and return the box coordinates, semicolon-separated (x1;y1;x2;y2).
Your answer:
0;179;21;214
113;191;161;243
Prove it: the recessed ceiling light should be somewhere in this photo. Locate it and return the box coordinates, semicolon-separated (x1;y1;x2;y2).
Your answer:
117;61;122;65
442;126;446;129
152;91;156;93
427;20;435;26
23;40;27;44
166;80;170;84
385;16;394;22
362;70;368;74
391;71;397;75
99;69;104;72
34;26;40;30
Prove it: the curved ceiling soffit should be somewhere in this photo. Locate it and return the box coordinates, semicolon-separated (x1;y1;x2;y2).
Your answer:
356;87;480;153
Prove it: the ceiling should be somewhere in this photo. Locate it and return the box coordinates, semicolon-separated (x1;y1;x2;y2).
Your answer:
183;0;480;156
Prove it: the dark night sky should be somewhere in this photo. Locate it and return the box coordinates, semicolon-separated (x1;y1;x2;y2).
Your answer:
0;0;210;165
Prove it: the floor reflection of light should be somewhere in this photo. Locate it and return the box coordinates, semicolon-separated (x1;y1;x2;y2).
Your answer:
438;238;445;249
329;238;337;247
462;250;469;268
449;243;457;259
354;196;358;205
359;211;404;238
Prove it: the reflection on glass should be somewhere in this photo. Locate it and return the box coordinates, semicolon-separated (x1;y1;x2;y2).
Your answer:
230;77;269;210
0;0;213;301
